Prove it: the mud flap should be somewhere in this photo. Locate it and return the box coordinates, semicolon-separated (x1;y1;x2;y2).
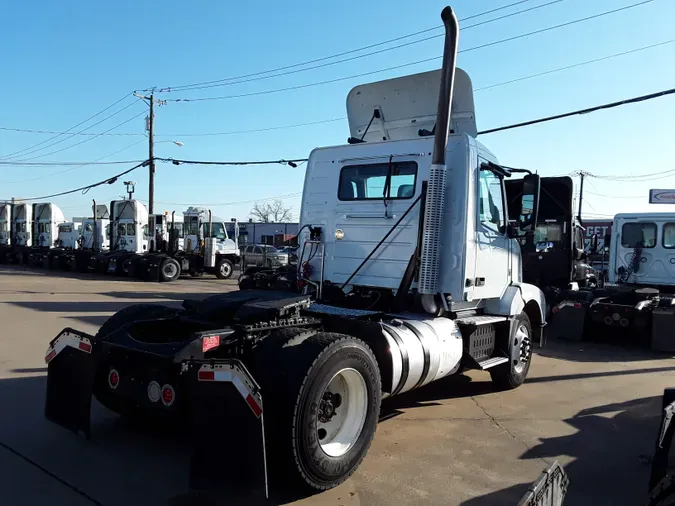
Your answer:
188;360;268;500
44;328;99;439
547;300;589;341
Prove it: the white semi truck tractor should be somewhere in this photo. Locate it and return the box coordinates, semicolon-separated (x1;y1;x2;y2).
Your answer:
98;199;150;276
44;7;546;500
11;202;33;264
63;203;110;272
0;203;11;262
27;202;68;268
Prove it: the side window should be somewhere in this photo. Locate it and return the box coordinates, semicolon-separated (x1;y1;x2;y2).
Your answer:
621;222;656;248
254;246;263;254
663;223;675;249
143;225;150;239
127;224;136;236
478;169;505;234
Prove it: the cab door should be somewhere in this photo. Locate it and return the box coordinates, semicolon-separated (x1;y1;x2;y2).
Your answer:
471;164;511;300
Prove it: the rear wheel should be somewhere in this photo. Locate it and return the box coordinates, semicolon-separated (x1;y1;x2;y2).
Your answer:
490;312;532;390
215;258;233;279
159;258;180;282
251;332;381;492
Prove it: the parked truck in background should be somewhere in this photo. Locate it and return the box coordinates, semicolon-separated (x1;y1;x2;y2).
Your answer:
44;8;548;499
549;212;675;350
11;202;32;264
0;203;11;262
27;202;68;268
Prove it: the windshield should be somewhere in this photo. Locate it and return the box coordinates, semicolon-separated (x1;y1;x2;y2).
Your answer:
204;222;227;240
60;225;73;233
266;246;279;253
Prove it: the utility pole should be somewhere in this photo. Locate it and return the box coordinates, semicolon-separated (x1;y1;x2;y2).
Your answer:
576;171;590;225
148;93;155;214
133;91;164;214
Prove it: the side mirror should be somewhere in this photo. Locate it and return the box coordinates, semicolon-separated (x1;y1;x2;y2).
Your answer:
516;174;540;235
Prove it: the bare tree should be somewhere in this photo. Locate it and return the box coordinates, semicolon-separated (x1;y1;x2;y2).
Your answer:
250;199;293;223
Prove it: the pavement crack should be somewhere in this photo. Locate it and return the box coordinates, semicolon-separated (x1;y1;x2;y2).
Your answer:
0;439;104;505
470;395;551;467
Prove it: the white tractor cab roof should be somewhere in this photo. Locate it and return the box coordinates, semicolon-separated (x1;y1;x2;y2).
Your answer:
109;199;149;253
608;212;675;287
32;202;68;248
300;66;543;315
0;203;11;246
12;202;33;247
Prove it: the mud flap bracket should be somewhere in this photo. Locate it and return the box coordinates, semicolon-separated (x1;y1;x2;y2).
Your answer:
187;360;268;500
44;328;99;439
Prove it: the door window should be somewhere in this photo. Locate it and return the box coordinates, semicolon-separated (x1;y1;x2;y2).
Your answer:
254;246;263;254
621;222;656;248
478;169;505;234
663;223;675;249
338;161;417;200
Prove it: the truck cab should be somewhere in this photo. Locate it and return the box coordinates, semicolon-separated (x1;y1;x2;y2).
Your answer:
182;207;238;257
56;223;79;250
299;68;545;323
149;213;184;253
0;203;10;247
608;213;675;289
109;199;149;254
12;203;32;249
32;203;67;248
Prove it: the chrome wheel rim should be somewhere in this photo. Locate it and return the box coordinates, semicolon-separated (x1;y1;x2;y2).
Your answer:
512;324;532;374
317;368;368;457
220;262;231;277
163;262;178;278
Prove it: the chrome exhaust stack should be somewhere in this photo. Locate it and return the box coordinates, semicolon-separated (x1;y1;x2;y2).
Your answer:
418;6;459;311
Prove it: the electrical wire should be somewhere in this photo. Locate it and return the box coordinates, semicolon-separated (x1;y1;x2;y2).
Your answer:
152;0;538;92
1;98;141;161
0;93;132;160
1;139;147;184
0;126;144;137
162;0;566;93
478;86;675;135
586;190;644;199
0;161;149;202
155;157;307;167
0;159;146;167
165;0;657;102
9;110;147;162
589;167;675;181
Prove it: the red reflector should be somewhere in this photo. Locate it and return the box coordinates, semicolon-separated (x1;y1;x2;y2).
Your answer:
552;306;560;314
45;349;56;364
202;335;220;353
246;394;263;418
108;369;119;388
573;303;582;309
162;386;174;405
198;370;215;381
79;342;92;353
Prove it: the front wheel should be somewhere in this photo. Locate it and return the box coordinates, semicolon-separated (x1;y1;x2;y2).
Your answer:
215;258;233;279
490;312;533;390
252;332;382;492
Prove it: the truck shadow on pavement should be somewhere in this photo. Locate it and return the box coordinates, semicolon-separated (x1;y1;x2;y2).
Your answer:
537;338;674;363
461;395;663;506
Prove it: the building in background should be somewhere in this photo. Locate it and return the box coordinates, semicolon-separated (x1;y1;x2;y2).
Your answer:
227;221;298;247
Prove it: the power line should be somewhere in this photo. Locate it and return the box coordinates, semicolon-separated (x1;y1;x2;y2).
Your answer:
148;38;674;137
165;0;656;102
9;110;147;163
1;97;140;161
1;161;149;202
0;126;144;137
153;0;538;92
163;0;566;93
0;94;132;160
0;159;145;167
155;157;307;167
589;167;675;181
586;190;644;199
478;86;675;135
1;139;147;184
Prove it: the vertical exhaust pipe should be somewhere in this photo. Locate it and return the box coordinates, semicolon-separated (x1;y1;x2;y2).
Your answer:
418;6;459;309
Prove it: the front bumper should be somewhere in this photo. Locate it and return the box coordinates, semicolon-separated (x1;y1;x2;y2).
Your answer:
44;327;269;498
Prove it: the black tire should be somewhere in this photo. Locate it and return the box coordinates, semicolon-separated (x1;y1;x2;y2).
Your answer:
648;475;675;506
250;331;382;493
159;257;180;282
189;269;204;278
490;312;533;390
215;258;234;279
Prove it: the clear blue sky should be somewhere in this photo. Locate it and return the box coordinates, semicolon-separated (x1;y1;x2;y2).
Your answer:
1;0;673;221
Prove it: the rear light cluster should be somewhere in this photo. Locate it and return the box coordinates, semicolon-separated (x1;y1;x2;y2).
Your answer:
202;334;220;353
107;369;176;407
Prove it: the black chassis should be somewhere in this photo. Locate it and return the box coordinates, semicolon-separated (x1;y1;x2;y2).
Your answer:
44;291;327;498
